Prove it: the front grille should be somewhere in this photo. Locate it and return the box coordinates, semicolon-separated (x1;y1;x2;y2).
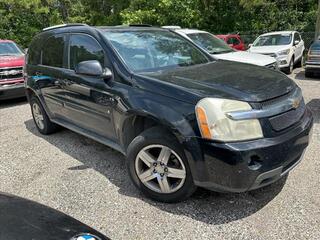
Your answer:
310;50;320;55
262;53;277;58
261;89;299;109
308;56;320;62
269;99;305;131
0;67;23;81
0;67;24;86
261;88;306;131
266;62;277;70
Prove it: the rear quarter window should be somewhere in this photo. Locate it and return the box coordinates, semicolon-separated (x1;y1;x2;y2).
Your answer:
42;35;65;68
28;37;42;65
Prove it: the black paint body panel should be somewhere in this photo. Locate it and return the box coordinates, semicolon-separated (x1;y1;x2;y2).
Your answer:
25;25;313;193
0;192;109;240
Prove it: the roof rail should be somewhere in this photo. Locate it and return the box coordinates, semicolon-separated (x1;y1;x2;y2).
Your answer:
162;26;182;30
42;23;88;31
128;24;152;27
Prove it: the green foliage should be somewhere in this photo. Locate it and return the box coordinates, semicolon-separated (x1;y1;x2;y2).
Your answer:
0;0;317;47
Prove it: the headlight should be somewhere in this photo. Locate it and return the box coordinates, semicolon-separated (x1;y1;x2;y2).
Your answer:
278;49;290;56
195;98;263;142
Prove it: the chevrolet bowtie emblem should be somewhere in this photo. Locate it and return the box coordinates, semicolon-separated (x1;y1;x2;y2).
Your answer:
292;98;300;109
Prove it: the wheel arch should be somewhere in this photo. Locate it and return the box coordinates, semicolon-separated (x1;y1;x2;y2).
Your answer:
120;111;193;152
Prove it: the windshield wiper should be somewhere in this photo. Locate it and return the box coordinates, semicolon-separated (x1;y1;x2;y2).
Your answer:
209;50;233;54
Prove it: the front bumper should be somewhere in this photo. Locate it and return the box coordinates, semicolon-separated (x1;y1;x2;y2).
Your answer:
277;55;290;68
0;83;25;100
186;108;313;193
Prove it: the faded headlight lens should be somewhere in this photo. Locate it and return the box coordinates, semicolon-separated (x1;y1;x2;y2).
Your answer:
278;49;290;56
195;98;263;142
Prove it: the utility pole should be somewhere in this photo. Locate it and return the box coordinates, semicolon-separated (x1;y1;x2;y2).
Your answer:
315;0;320;39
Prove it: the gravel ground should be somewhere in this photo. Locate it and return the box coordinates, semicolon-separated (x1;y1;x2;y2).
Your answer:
0;68;319;240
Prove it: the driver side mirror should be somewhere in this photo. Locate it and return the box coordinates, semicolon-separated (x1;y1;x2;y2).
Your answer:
75;60;113;80
294;40;300;46
248;43;253;48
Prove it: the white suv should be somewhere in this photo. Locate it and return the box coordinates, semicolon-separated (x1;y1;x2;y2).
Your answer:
248;31;304;74
167;28;278;70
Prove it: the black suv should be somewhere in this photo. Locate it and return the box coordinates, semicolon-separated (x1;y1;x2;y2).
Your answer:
25;24;313;202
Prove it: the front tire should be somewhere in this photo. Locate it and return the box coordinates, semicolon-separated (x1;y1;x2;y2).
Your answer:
285;58;294;74
126;127;196;203
30;97;59;135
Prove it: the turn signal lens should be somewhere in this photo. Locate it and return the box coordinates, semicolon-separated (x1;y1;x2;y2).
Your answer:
196;106;212;139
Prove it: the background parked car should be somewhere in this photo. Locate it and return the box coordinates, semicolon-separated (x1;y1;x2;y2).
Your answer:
305;39;320;78
0;40;25;100
248;31;304;74
216;34;246;51
171;28;278;69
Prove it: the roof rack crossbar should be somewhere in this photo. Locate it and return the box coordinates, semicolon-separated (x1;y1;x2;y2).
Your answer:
42;23;88;31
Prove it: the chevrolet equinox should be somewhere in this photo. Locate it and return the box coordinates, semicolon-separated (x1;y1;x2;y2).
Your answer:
25;24;313;202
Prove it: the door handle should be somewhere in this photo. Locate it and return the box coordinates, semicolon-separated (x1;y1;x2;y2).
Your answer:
35;72;43;76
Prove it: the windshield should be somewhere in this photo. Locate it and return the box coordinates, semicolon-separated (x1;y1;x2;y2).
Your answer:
187;33;234;54
102;29;209;72
0;42;23;56
253;34;292;46
310;41;320;51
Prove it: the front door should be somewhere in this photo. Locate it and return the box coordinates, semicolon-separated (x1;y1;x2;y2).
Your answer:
62;34;117;141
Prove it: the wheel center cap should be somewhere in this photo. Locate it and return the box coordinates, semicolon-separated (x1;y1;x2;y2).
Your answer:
155;165;165;174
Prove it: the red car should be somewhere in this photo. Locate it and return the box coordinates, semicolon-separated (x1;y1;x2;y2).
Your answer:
0;40;25;100
216;34;246;51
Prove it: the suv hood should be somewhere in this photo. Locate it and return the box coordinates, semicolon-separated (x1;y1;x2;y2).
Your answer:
137;60;296;103
248;45;290;54
214;51;276;66
0;55;25;68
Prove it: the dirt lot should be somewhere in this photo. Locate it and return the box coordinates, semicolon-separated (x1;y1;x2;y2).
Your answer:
0;68;319;240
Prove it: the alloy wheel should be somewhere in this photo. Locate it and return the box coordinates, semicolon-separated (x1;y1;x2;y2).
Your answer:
32;102;45;130
135;144;186;194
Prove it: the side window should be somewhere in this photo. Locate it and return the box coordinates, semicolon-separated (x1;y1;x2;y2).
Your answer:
227;38;233;45
69;35;104;70
28;37;41;65
42;35;65;68
227;37;240;45
294;33;301;42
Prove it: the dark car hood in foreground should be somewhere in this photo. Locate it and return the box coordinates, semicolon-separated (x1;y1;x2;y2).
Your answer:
137;60;296;103
0;192;109;240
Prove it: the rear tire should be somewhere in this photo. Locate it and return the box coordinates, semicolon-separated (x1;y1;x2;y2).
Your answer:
126;127;197;203
30;97;59;135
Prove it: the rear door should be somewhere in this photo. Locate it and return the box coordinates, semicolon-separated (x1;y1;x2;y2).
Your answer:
36;34;68;117
62;33;117;140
